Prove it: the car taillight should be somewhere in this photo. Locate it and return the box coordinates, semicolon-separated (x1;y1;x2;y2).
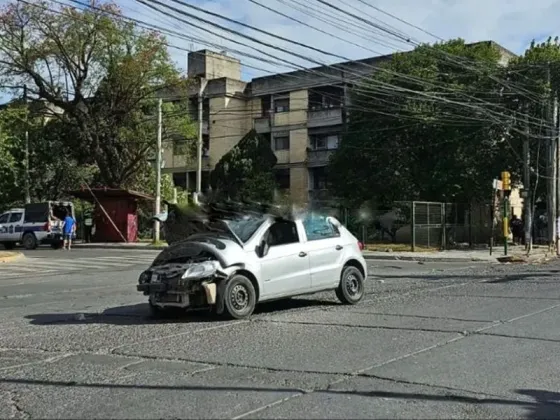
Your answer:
358;241;364;251
43;221;50;231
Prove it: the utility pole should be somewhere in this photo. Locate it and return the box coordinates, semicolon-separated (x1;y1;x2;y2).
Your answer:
23;84;30;204
196;78;204;198
556;96;560;255
523;109;532;252
154;98;163;243
546;62;557;251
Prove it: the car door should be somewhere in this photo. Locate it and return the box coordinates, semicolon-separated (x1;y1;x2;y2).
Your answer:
259;220;311;298
303;215;345;289
6;212;23;242
0;213;10;240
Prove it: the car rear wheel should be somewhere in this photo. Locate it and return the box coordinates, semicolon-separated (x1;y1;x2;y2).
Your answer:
336;265;365;305
22;233;38;250
51;241;63;250
223;274;256;320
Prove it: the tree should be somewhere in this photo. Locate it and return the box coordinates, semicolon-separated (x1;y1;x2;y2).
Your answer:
0;0;192;188
0;105;22;208
328;39;514;207
503;37;560;205
210;129;278;202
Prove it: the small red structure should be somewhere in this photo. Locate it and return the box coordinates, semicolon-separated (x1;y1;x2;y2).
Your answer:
67;188;154;243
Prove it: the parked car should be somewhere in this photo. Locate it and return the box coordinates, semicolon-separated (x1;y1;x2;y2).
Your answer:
137;210;367;319
0;201;75;250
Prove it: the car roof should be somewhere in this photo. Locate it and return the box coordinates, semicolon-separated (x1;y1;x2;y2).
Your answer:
6;208;24;213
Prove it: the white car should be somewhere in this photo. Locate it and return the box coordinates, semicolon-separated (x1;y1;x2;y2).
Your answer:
137;212;367;319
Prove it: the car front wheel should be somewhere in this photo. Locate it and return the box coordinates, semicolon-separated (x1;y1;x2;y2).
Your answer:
336;265;365;305
223;274;257;320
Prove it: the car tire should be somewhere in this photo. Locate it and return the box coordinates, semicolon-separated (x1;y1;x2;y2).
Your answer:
336;265;365;305
223;274;257;320
22;233;38;250
2;242;15;250
51;241;63;250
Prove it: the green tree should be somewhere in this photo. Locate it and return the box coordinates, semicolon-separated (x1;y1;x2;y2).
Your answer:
210;129;278;202
328;39;513;207
0;0;193;188
503;37;560;207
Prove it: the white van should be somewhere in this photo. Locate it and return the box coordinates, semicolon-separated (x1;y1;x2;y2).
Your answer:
0;201;75;250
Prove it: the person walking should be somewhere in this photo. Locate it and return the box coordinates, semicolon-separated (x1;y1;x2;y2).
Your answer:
84;210;93;243
510;214;524;245
62;211;76;250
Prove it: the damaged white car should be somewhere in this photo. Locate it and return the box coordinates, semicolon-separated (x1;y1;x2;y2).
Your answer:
137;211;367;320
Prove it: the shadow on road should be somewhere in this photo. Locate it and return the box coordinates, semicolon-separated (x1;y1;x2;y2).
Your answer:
24;298;339;326
0;376;559;418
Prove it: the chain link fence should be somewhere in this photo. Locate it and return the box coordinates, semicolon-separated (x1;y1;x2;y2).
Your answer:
311;200;494;251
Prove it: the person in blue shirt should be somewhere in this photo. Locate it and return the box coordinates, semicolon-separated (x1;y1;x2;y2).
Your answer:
62;212;76;250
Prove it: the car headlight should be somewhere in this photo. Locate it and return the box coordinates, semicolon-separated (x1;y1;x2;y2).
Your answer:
138;271;149;284
181;261;220;280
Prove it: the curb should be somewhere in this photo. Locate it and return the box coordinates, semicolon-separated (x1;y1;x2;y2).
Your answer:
362;254;495;263
0;252;25;263
73;244;167;251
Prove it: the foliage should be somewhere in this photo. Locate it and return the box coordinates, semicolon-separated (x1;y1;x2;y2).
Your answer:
503;37;560;205
0;105;22;208
210;129;278;202
328;39;514;207
0;0;194;188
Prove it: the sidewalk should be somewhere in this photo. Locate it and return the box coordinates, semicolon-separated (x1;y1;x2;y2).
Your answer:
73;242;554;263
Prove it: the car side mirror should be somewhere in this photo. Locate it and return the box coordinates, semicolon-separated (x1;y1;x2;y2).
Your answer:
256;238;269;258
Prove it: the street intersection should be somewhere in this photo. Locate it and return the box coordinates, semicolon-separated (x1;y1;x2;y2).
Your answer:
0;249;559;419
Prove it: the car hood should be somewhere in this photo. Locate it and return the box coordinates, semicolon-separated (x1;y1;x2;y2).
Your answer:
151;234;247;268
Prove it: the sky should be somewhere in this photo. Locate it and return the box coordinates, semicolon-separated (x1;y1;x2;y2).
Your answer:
1;0;560;101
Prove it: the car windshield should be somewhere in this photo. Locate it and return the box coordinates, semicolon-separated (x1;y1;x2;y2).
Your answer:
226;216;266;243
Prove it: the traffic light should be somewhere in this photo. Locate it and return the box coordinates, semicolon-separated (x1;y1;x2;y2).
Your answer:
501;171;511;191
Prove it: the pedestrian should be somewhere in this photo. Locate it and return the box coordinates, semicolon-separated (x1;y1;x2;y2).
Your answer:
510;214;523;245
62;211;76;250
84;210;93;243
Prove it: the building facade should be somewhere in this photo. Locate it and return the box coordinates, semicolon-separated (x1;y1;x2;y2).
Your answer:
163;42;516;205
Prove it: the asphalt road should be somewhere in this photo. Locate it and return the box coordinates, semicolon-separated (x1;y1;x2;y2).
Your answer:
1;249;560;419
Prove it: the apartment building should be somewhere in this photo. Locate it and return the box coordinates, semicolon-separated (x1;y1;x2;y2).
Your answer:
163;41;516;205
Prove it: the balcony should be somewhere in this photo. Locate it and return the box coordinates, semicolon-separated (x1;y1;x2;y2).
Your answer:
307;107;342;128
254;116;271;133
307;149;335;167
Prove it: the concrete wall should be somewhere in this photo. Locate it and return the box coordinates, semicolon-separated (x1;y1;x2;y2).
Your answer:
208;96;250;164
289;167;309;204
289;128;308;164
188;50;242;80
274;90;308;126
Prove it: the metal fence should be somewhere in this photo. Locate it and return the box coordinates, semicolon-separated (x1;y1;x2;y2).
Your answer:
311;200;495;251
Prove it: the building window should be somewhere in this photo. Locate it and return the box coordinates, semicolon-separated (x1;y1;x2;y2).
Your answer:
309;134;340;150
274;97;290;113
173;137;191;156
311;166;328;190
273;135;290;151
203;134;210;157
275;169;290;190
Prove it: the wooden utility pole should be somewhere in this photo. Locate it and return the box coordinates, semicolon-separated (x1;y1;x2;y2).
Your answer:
523;109;532;252
23;84;30;204
546;63;557;251
154;98;163;243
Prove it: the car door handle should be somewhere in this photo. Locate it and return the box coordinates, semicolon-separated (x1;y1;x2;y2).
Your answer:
299;251;307;257
336;245;343;250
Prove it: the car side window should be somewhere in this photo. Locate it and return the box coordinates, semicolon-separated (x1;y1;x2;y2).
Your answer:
0;214;9;224
8;212;22;223
303;216;340;241
266;221;300;247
